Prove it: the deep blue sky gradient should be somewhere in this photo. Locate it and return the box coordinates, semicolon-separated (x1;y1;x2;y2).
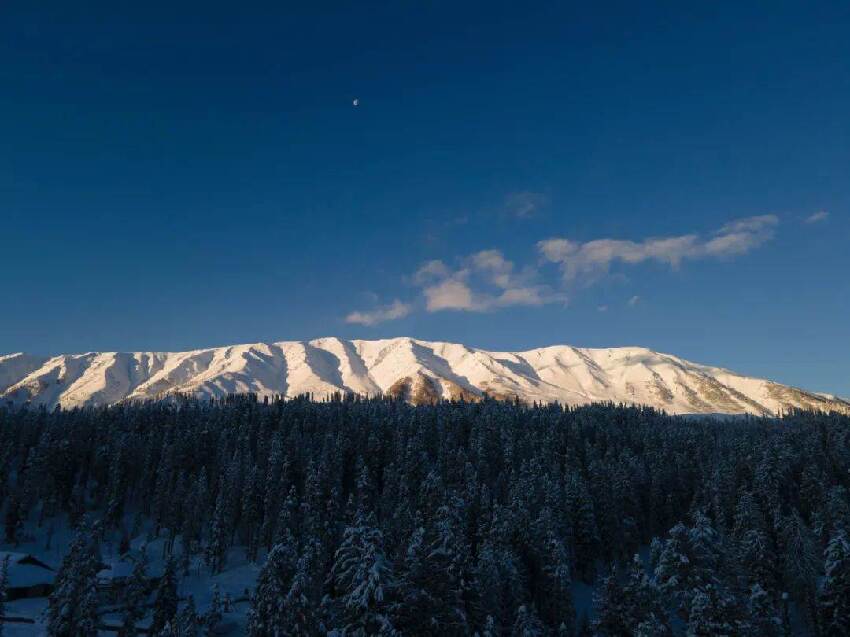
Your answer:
2;2;848;395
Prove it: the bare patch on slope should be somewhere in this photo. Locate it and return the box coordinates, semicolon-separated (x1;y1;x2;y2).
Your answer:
646;370;674;404
675;379;714;413
766;383;850;415
693;375;750;413
386;374;442;405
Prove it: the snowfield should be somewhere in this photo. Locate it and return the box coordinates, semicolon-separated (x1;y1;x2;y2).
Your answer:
1;337;848;416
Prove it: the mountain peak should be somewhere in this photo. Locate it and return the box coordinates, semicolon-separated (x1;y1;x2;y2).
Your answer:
2;338;848;416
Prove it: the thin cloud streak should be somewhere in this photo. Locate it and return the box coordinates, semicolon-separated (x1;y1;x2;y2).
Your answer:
504;191;549;219
538;215;778;282
805;211;829;224
345;300;412;326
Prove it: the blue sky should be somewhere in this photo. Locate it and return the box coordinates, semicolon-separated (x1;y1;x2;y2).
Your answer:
2;2;848;395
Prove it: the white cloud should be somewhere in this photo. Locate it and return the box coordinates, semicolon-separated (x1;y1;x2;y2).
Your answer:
804;210;829;224
423;279;477;311
347;215;777;323
420;249;565;313
345;300;412;326
413;259;451;284
538;215;777;282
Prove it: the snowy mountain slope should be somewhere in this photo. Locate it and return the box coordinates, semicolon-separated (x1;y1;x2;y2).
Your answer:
1;337;848;415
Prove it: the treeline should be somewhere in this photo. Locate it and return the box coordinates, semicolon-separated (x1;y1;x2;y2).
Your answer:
1;396;849;635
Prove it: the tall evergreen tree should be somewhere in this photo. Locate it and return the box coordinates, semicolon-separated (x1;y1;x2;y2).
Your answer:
47;523;101;637
592;566;629;636
818;529;850;636
178;595;201;637
119;546;149;637
0;554;9;637
329;508;396;636
247;537;298;636
151;555;179;634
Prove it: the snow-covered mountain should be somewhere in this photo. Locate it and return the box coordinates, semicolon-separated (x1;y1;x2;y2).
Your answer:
1;337;848;416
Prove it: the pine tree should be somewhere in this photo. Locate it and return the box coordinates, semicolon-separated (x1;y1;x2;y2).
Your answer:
204;585;223;636
205;489;229;574
512;604;546;637
481;615;498;637
818;530;850;636
3;495;22;546
566;473;600;583
653;513;724;621
420;503;474;634
394;525;434;634
119;546;149;637
247;538;297;636
537;529;575;634
592;566;629;636
151;555;179;634
47;523;101;636
780;511;820;627
685;586;742;636
282;551;316;635
0;555;9;637
178;595;201;637
747;583;781;637
622;554;670;634
330;508;396;636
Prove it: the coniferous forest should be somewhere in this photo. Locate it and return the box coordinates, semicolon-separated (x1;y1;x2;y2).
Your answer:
1;396;850;636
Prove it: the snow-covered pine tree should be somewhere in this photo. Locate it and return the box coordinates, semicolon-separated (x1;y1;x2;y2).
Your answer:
653;512;725;622
205;488;229;574
246;535;297;636
0;554;9;637
685;585;745;636
565;472;600;583
780;510;820;627
747;582;782;637
537;528;575;634
622;554;670;634
204;584;223;636
151;554;179;634
329;507;396;636
592;566;629;636
393;525;434;635
818;529;850;636
282;550;316;635
119;545;149;637
46;522;101;636
512;604;546;637
178;595;201;637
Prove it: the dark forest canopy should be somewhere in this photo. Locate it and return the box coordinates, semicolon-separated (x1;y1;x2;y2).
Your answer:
1;396;849;636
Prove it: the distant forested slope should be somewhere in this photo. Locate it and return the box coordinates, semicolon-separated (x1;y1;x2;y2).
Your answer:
1;397;849;635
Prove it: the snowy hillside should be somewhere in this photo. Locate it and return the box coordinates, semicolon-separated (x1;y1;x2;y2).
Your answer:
1;338;847;416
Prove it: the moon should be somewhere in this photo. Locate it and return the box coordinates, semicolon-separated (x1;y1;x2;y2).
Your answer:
352;98;359;107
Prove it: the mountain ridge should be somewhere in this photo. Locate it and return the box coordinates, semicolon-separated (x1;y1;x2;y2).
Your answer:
2;337;848;416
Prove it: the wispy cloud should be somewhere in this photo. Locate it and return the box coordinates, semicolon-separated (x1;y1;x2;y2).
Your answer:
504;191;548;219
345;300;412;326
538;215;778;283
804;210;829;224
346;215;777;324
417;250;566;312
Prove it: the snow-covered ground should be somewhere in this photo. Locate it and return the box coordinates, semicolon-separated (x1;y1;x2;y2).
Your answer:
2;337;848;416
1;514;260;635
